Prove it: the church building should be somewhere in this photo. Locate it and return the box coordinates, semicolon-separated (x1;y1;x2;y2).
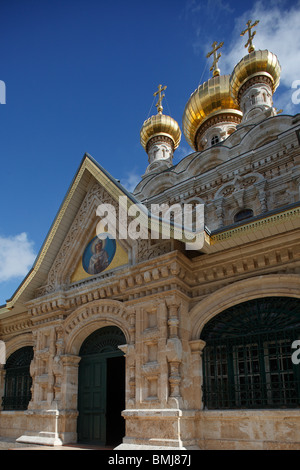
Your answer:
1;21;300;450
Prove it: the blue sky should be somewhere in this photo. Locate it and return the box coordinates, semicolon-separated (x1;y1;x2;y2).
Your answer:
0;0;299;304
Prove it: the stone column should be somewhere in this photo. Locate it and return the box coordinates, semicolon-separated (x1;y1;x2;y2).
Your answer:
60;355;81;410
118;343;134;406
0;364;6;411
189;339;206;409
166;301;182;401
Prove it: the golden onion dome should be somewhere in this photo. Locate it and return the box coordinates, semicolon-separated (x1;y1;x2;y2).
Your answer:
140;112;181;152
230;49;281;104
182;74;242;150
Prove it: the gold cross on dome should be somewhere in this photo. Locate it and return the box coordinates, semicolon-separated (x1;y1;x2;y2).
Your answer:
206;41;224;77
241;19;259;53
154;84;167;114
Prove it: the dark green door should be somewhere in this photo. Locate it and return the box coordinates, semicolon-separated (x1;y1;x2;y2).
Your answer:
78;353;107;444
77;326;126;446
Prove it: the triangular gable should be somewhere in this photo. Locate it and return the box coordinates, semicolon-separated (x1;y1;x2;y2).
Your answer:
2;154;141;313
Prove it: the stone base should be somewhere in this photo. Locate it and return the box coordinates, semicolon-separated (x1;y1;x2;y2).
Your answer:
116;435;200;450
16;432;63;447
115;443;200;450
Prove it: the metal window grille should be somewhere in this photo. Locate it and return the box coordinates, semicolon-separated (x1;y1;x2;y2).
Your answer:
79;326;126;356
234;209;253;223
2;346;33;411
201;298;300;409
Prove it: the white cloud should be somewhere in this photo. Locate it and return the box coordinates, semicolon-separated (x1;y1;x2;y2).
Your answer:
222;1;300;81
120;170;141;192
0;233;36;282
220;0;300;113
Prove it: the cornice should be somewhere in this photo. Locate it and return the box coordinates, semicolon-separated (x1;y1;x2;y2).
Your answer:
24;251;192;317
2;155;144;312
210;204;300;245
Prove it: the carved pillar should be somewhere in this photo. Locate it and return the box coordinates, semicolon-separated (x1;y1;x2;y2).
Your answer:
52;326;65;405
168;359;181;398
166;301;182;400
60;355;81;410
0;364;6;410
189;339;206;409
168;312;179;338
118;343;136;407
28;331;38;409
129;365;136;401
28;326;65;410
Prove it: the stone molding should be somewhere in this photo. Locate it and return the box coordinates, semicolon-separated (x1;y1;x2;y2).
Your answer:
237;75;273;105
62;299;134;356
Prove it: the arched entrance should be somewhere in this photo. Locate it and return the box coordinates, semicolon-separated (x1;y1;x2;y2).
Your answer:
77;326;126;446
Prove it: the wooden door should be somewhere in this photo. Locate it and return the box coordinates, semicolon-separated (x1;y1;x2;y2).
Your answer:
77;353;107;444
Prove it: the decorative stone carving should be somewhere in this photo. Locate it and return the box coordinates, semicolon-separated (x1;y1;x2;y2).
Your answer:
43;182;120;294
165;301;182;399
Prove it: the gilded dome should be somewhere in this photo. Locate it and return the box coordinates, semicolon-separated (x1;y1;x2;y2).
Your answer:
182;74;242;150
140;112;181;152
230;49;281;103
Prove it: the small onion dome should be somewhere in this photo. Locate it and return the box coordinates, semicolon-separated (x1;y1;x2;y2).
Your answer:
140;113;181;153
182;74;242;151
230;49;281;105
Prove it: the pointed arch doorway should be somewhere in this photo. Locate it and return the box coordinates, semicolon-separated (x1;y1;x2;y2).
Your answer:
77;326;126;446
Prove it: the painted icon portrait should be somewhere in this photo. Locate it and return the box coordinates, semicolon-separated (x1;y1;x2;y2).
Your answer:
82;234;116;275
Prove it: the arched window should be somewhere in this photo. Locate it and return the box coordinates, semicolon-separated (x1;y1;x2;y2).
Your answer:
2;346;33;410
211;135;219;146
201;297;300;409
79;326;126;356
234;208;253;223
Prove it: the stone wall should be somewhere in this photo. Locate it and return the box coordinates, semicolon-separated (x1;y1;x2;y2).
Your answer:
197;410;300;450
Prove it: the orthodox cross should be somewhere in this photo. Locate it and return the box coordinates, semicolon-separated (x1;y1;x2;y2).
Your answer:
154;84;167;114
240;19;259;53
206;41;224;77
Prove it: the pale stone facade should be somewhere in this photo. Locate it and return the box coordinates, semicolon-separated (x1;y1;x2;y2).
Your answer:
1;42;300;450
